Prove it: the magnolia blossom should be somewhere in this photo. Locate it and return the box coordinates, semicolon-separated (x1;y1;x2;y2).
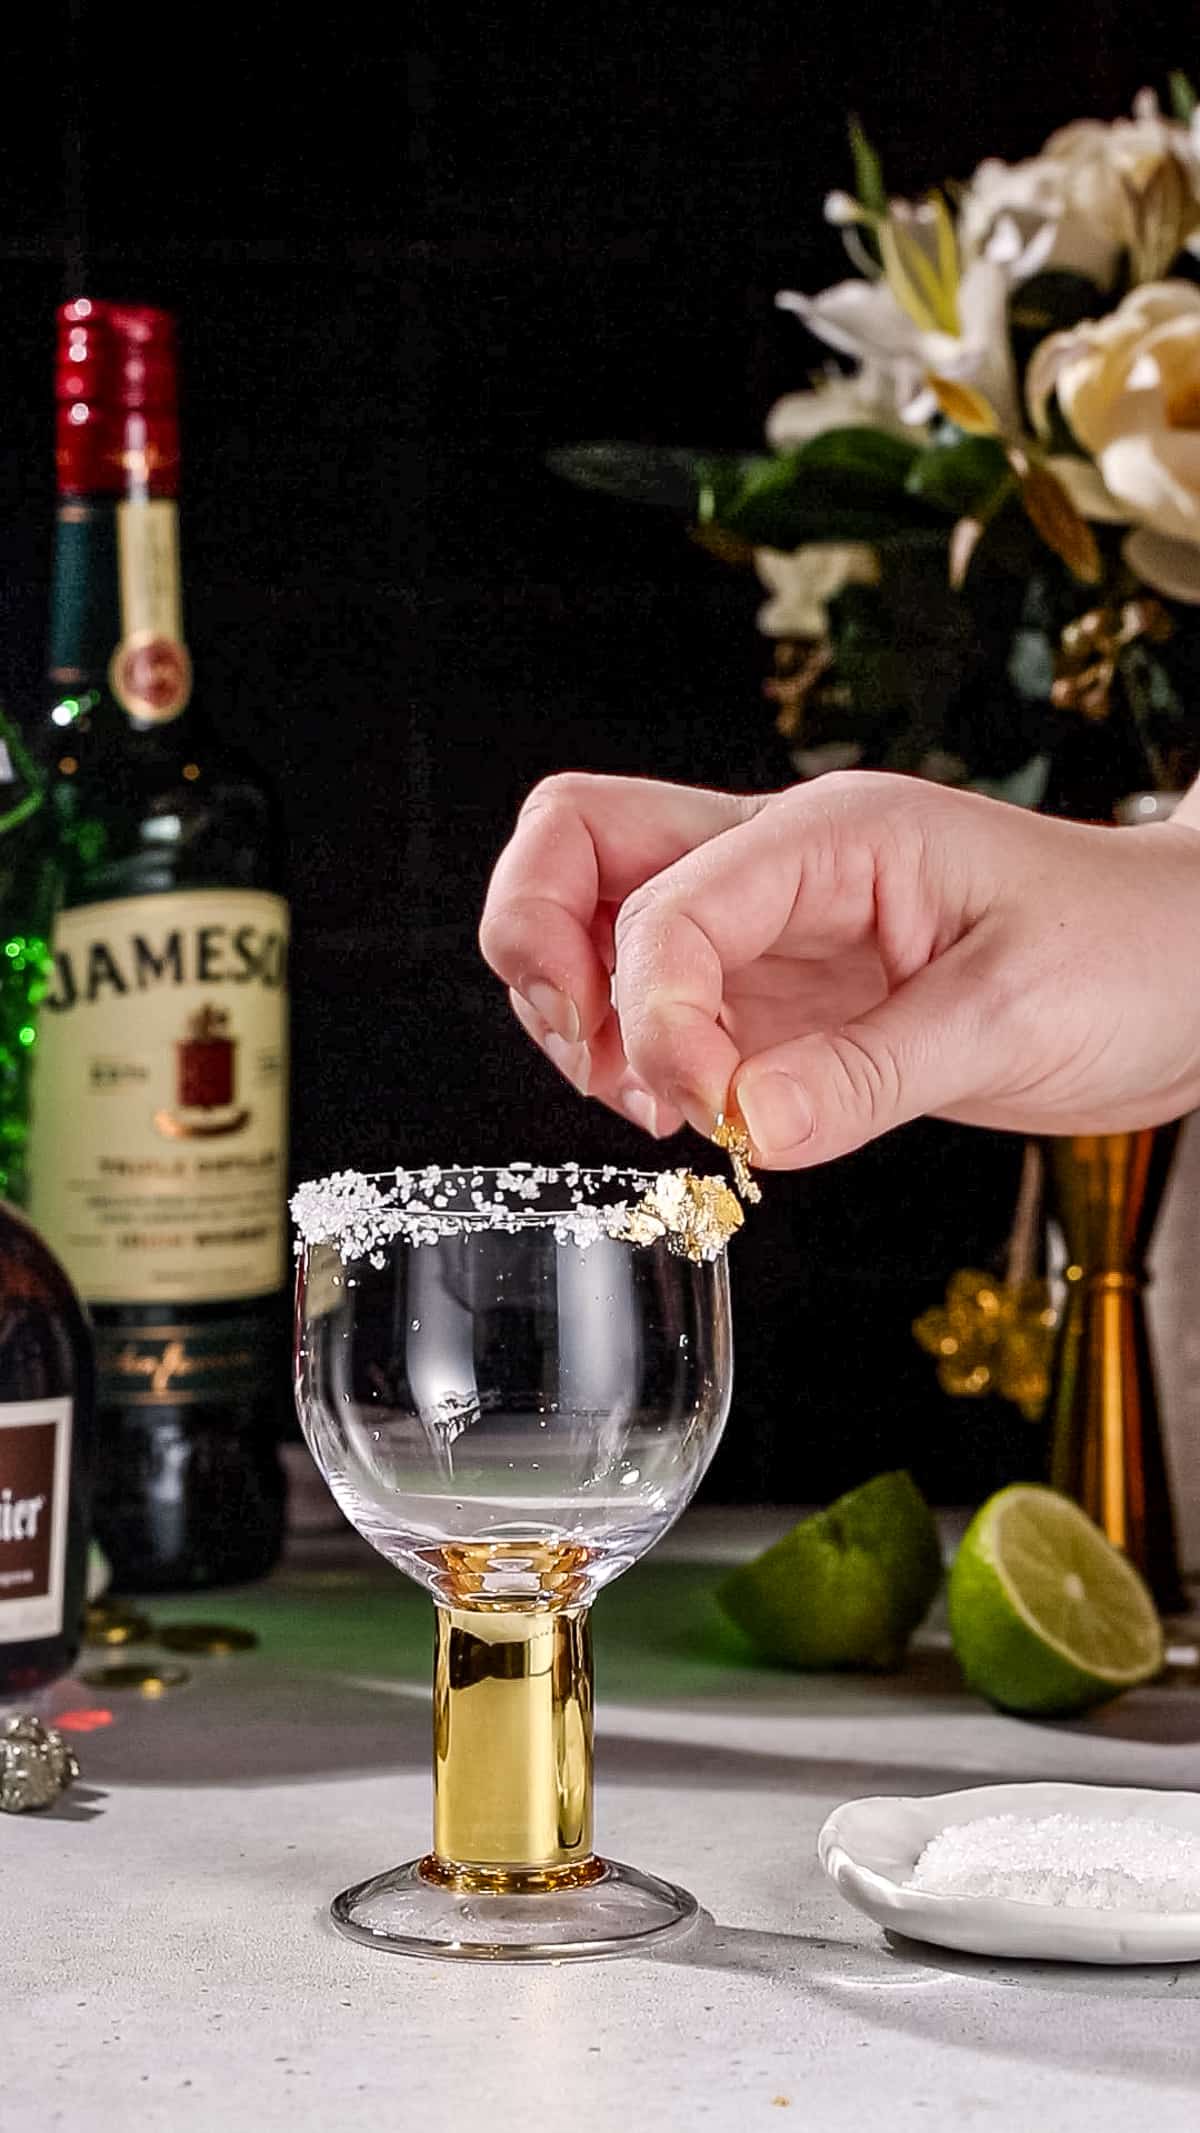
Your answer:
754;542;880;638
1028;280;1200;601
766;361;911;448
960;90;1200;289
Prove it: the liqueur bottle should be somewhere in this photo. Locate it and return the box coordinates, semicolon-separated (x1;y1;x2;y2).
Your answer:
27;299;288;1590
0;1202;95;1696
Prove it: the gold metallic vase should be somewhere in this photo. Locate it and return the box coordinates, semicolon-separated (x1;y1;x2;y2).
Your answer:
1046;1128;1186;1614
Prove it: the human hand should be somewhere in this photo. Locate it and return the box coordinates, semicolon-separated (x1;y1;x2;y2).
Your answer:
479;769;1200;1167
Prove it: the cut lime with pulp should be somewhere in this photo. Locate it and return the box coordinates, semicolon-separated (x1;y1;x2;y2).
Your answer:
717;1470;942;1670
948;1484;1164;1717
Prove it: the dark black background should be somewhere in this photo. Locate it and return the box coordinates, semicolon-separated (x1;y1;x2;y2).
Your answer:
0;3;1190;1500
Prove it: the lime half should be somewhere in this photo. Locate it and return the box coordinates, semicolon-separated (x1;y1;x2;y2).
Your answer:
948;1484;1164;1717
717;1470;942;1670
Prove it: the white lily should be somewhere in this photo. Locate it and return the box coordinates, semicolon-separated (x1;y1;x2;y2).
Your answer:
778;192;1022;435
766;360;914;449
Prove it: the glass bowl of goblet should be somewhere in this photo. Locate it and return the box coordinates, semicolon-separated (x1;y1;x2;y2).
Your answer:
292;1162;735;1962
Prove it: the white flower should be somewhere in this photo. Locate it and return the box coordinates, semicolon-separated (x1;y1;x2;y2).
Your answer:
766;362;911;448
779;191;1022;435
754;542;880;638
960;90;1200;289
1028;280;1200;601
779;256;1021;436
1044;454;1131;524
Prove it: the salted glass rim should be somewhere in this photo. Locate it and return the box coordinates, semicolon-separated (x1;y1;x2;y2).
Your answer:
345;1163;661;1189
290;1161;710;1257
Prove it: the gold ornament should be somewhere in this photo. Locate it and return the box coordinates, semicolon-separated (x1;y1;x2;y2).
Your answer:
913;1141;1058;1422
763;639;840;741
157;1622;259;1656
0;1715;79;1813
913;1267;1058;1421
1051;599;1172;722
79;1662;191;1696
83;1602;153;1648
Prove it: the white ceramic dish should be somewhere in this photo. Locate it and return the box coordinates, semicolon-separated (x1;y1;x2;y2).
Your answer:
818;1781;1200;1964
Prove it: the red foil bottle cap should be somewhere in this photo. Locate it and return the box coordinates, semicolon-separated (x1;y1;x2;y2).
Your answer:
108;304;180;496
107;304;177;411
55;298;117;495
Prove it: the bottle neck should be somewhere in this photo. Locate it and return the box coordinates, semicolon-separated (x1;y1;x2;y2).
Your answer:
48;486;193;734
50;301;190;738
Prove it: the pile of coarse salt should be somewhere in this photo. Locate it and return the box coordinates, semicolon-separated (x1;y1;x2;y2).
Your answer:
908;1812;1200;1913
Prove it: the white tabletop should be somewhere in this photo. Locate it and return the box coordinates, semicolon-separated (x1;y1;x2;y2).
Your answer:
6;1505;1200;2132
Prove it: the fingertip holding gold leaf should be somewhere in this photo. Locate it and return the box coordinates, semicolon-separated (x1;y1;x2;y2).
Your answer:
614;1102;763;1263
713;1110;763;1203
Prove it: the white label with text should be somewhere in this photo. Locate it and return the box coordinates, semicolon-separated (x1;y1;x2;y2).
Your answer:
29;889;289;1303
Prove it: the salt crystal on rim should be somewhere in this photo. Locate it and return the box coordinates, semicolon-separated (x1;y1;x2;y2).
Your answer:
289;1163;740;1263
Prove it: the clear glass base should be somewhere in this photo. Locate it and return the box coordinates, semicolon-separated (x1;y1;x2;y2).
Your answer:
329;1855;699;1963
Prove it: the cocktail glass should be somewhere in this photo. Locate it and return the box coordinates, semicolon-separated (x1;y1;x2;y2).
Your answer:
293;1163;734;1962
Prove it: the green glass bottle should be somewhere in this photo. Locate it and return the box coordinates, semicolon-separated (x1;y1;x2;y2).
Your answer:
27;299;288;1591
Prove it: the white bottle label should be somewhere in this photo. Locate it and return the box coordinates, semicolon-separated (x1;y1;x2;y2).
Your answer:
29;888;289;1304
0;1397;72;1643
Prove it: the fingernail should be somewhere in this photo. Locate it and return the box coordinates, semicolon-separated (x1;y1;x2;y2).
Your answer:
544;1034;591;1097
667;1086;716;1140
525;982;581;1044
620;1088;660;1136
738;1072;813;1155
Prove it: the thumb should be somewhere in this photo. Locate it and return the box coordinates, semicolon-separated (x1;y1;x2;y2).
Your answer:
733;945;990;1168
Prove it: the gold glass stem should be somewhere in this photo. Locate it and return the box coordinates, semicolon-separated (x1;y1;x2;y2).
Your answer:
428;1604;598;1892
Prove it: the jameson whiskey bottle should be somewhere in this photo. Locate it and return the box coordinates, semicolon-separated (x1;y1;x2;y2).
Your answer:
28;299;288;1591
0;1204;95;1696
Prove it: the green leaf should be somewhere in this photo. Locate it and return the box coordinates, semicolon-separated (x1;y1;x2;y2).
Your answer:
792;425;922;485
700;429;940;550
905;433;1013;519
1170;70;1197;123
849;114;888;222
547;442;706;512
